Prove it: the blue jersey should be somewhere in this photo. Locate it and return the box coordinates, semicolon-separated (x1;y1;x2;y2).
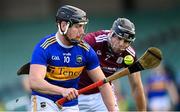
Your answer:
31;33;99;106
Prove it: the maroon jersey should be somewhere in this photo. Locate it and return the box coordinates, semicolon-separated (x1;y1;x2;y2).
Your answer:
79;30;137;94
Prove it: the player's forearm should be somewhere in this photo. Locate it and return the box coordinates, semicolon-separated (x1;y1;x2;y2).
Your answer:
29;76;65;95
128;72;146;111
99;83;117;111
132;86;147;111
167;82;179;105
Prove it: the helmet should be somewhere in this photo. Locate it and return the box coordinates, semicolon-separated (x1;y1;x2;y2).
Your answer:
56;5;88;45
56;5;88;26
111;18;136;42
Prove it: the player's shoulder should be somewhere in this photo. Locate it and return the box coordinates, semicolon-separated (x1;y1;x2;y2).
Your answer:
94;30;109;42
125;46;136;57
39;33;57;49
94;30;110;35
86;30;110;42
77;41;91;51
86;30;109;38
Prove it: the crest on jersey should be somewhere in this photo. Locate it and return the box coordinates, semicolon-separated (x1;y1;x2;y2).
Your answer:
116;57;123;64
40;102;46;108
97;50;102;55
76;55;83;63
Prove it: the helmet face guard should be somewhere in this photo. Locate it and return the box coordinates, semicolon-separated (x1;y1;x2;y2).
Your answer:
112;27;135;42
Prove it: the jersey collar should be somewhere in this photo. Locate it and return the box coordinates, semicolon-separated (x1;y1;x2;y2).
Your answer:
55;33;73;48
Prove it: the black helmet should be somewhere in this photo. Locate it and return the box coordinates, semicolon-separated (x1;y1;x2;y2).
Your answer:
56;5;88;25
56;5;88;45
111;18;135;42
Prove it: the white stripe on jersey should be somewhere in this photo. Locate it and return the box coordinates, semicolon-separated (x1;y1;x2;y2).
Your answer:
102;30;110;33
126;46;136;57
95;34;108;42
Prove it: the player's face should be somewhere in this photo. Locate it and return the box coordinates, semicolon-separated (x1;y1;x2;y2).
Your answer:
66;23;86;41
110;34;131;53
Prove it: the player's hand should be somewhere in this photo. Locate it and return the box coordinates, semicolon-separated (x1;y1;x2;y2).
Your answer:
62;88;78;101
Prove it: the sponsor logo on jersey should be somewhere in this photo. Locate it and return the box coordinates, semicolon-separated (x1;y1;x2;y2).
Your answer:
63;53;71;56
46;65;85;81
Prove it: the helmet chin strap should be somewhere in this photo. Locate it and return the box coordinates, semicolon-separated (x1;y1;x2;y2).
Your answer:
58;22;81;45
58;22;70;35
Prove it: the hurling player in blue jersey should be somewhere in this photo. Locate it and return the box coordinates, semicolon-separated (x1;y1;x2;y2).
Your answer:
29;5;116;112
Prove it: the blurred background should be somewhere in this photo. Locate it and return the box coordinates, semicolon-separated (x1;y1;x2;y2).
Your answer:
0;0;180;111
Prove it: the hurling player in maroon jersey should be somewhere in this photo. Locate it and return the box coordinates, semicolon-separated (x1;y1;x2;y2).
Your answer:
78;18;146;111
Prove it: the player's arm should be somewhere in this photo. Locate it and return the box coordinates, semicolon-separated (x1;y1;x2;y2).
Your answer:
128;72;146;111
87;66;116;111
29;64;78;100
166;80;179;105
